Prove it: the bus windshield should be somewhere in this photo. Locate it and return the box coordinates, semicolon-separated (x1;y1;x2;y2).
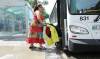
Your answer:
70;0;100;14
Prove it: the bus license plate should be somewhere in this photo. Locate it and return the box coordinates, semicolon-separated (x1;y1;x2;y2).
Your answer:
92;25;100;30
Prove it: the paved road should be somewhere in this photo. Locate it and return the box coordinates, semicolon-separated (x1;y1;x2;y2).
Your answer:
64;50;100;59
0;41;45;59
0;41;68;59
2;40;100;59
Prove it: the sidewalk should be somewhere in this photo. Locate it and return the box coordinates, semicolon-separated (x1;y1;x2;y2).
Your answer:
0;41;68;59
0;41;45;59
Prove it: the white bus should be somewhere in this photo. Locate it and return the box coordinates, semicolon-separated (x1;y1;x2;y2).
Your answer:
50;0;100;52
0;0;33;40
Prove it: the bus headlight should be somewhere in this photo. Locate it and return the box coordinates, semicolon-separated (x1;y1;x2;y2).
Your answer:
69;25;89;34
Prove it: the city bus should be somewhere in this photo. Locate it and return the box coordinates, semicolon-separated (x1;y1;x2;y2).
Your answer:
49;0;100;52
0;0;33;40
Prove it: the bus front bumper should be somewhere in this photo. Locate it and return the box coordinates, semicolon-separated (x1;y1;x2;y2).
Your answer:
68;39;100;52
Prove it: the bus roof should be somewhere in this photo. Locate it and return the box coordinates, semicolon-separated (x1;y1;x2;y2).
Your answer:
0;0;26;7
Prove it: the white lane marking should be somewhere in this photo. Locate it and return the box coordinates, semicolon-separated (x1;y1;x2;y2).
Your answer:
0;54;16;59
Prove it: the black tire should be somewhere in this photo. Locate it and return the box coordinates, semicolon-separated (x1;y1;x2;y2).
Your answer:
55;39;63;50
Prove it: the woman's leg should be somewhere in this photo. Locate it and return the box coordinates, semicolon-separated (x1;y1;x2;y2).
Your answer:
29;43;33;49
29;32;38;49
38;32;45;49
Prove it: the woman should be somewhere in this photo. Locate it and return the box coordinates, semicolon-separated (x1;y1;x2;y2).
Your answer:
26;4;45;49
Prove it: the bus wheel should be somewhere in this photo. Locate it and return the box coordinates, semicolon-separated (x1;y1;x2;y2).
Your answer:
68;40;76;52
55;40;62;50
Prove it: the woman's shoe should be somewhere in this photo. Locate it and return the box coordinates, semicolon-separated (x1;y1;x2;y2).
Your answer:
29;46;33;49
39;46;46;50
29;46;36;50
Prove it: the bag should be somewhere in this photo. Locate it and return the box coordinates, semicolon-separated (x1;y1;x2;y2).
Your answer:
43;24;59;46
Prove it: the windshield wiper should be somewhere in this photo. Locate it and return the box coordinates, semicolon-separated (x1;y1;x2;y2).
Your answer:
94;15;100;22
85;9;100;22
86;9;100;12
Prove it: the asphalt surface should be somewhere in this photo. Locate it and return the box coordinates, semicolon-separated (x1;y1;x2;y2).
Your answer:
1;39;100;59
1;40;100;59
64;50;100;59
0;41;68;59
0;41;45;59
